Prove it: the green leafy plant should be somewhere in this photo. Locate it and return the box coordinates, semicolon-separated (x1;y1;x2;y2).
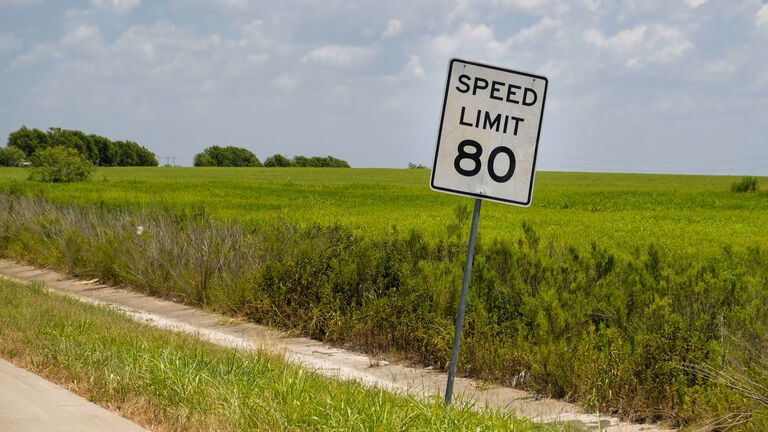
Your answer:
0;146;26;167
193;145;262;167
7;125;157;166
27;146;94;183
731;176;758;193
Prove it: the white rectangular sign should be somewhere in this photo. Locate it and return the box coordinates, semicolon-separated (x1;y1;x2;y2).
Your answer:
430;58;548;206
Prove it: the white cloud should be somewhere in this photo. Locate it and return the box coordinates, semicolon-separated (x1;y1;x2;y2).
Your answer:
90;0;140;13
382;19;403;38
684;0;706;8
497;0;550;9
61;25;103;50
429;23;505;58
757;5;768;27
512;17;562;43
404;54;424;78
646;25;692;62
584;24;691;66
301;44;376;66
0;32;20;55
582;0;600;12
584;25;647;52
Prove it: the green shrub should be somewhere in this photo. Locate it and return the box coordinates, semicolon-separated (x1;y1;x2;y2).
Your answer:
193;145;261;167
1;192;767;428
0;146;26;166
263;153;292;167
730;176;758;193
27;146;94;183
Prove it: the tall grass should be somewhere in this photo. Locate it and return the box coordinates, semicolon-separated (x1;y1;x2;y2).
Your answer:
731;176;759;193
0;279;548;432
1;168;767;262
1;191;767;428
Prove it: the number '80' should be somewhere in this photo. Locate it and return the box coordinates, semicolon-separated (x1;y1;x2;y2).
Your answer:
453;139;516;183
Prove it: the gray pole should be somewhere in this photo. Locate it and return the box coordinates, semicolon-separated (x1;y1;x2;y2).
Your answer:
444;198;482;404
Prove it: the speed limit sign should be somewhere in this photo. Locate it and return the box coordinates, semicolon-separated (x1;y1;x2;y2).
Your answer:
430;58;548;206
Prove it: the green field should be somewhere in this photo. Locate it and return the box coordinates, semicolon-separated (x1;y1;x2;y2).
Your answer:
1;167;767;429
0;167;766;259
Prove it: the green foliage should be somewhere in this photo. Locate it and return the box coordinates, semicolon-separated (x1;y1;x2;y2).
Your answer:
193;145;262;167
7;125;47;156
112;140;158;166
291;155;350;167
6;126;158;167
731;176;759;193
0;146;26;167
1;187;767;429
263;153;292;167
408;162;428;169
26;146;94;183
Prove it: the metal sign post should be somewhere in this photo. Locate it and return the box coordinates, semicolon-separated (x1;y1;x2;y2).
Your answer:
444;198;481;404
430;58;548;405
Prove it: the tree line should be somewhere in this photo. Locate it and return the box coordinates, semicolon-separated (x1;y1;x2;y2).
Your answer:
194;146;350;168
2;126;158;167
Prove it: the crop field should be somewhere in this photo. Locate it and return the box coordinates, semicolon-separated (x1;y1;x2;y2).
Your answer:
1;167;767;429
0;167;766;259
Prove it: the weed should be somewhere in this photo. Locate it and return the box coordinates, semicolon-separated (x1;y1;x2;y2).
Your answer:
731;176;759;193
0;278;548;431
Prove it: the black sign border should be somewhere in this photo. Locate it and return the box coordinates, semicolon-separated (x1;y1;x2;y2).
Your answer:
429;58;548;207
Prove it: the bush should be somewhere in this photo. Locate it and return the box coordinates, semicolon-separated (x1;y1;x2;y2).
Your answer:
263;154;292;167
731;176;758;193
262;154;351;168
0;146;26;167
27;146;94;183
193;146;261;167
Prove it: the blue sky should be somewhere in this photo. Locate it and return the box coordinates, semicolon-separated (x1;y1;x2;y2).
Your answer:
1;0;767;174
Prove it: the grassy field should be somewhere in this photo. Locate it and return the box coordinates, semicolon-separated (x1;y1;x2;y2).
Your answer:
0;167;766;260
0;277;557;432
0;167;767;429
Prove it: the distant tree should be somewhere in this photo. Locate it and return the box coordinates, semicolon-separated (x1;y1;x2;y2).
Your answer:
47;128;99;163
0;146;26;167
310;156;329;167
91;135;116;166
193;153;215;167
114;141;138;166
7;126;47;156
226;146;261;167
134;142;159;166
290;155;350;168
193;146;261;167
263;154;292;167
27;146;94;183
327;156;350;168
292;155;311;167
408;162;427;169
6;126;157;167
113;141;158;166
